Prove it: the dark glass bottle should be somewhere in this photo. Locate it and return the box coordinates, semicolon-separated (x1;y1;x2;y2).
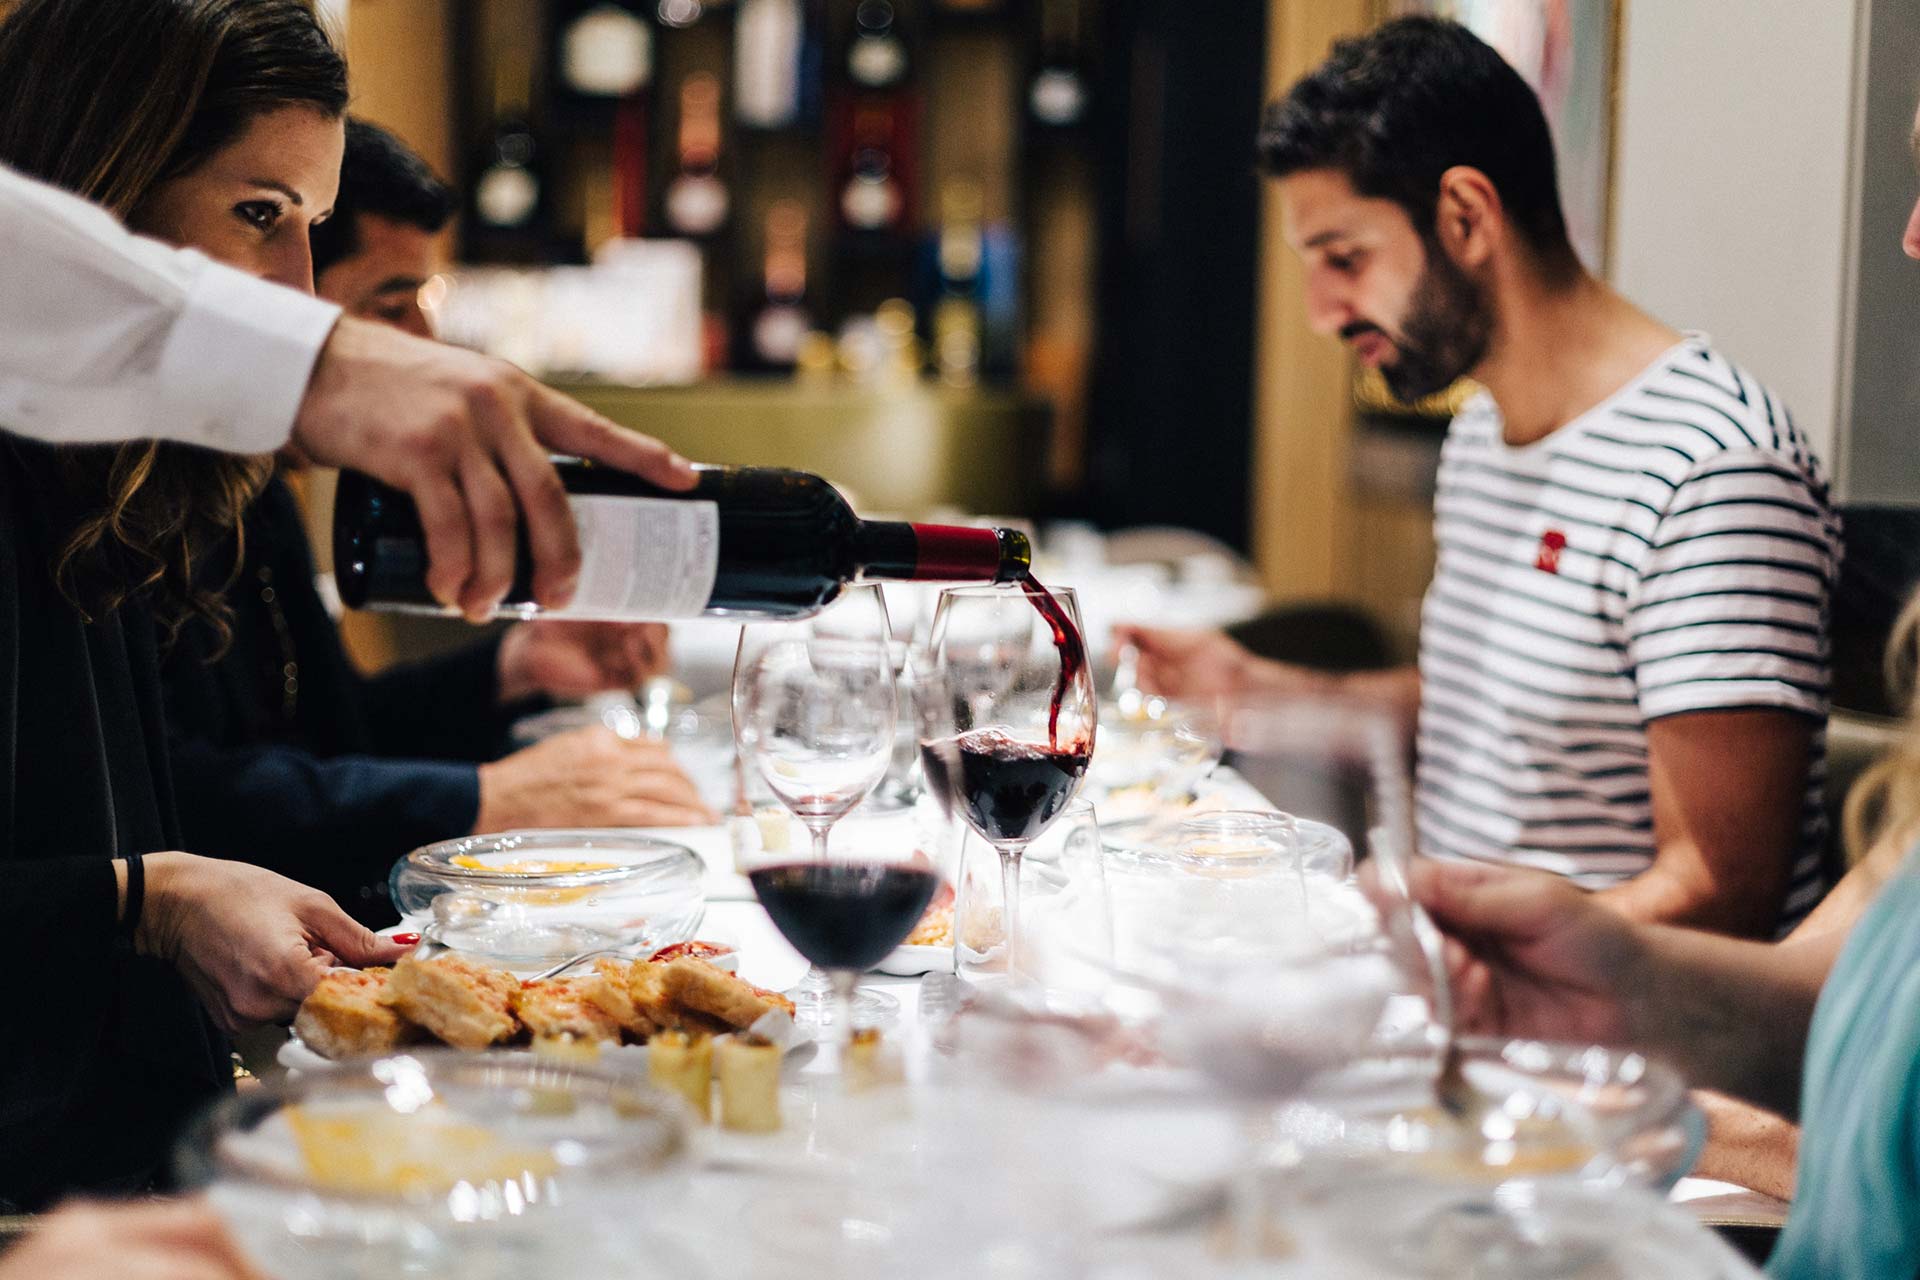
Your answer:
334;464;1031;621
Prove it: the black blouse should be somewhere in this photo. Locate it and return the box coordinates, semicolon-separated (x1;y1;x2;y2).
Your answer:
0;437;226;1211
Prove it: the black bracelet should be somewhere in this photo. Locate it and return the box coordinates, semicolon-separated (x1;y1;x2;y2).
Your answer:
120;851;145;944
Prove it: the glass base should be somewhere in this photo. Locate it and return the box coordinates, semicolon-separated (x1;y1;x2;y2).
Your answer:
787;976;899;1030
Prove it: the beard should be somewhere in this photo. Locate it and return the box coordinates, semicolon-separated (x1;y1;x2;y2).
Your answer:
1366;239;1493;402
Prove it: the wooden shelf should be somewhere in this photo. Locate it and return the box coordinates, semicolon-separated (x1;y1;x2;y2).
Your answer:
552;375;1053;515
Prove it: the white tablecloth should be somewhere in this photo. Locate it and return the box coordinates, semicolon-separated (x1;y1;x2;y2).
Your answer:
632;888;1766;1278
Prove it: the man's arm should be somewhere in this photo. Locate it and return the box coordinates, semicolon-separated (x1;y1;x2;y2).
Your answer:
1596;709;1812;933
0;161;699;618
1114;624;1421;729
0;159;337;451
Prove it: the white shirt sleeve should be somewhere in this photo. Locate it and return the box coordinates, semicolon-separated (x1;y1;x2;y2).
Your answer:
0;161;341;454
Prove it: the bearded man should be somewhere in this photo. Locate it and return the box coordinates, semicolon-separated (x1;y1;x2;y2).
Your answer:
1120;17;1840;936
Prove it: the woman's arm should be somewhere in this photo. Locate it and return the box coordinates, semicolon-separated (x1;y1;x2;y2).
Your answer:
1410;859;1840;1117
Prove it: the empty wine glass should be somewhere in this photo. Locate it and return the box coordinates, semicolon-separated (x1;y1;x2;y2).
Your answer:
734;583;898;1029
917;583;1096;976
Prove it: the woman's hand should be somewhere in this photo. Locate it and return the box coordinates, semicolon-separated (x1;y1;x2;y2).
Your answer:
136;853;408;1033
0;1198;265;1280
1392;859;1649;1046
496;620;672;704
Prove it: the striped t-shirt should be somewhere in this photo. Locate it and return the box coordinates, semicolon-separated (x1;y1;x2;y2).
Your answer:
1415;337;1840;928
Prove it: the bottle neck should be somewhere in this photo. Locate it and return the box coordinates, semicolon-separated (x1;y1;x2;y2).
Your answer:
855;520;1030;583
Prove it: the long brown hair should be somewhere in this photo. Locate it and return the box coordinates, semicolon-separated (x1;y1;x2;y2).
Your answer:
1845;591;1920;861
0;0;346;636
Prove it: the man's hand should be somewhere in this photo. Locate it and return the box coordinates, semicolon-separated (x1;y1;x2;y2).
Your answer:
496;621;672;705
136;853;408;1033
0;1199;266;1280
1111;626;1261;699
1396;859;1647;1045
292;317;697;621
474;727;717;831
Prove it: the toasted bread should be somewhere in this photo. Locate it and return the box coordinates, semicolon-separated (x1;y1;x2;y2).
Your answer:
294;968;411;1060
384;952;518;1050
662;957;789;1030
627;959;680;1029
582;957;658;1040
512;978;622;1044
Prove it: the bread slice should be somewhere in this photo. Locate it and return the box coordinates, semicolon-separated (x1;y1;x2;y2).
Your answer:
627;959;680;1030
384;953;519;1050
513;978;621;1044
662;957;791;1030
294;967;410;1060
582;957;658;1041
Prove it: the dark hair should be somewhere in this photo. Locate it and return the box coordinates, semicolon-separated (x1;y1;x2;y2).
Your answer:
312;118;456;276
0;0;347;636
1259;16;1578;279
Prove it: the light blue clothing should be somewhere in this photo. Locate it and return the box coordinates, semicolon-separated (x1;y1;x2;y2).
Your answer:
1769;840;1920;1278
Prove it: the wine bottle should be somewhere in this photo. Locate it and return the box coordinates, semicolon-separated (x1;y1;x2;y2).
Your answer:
845;0;908;91
734;0;802;128
464;116;550;262
931;180;984;386
555;1;654;100
1029;0;1088;128
838;103;907;233
333;465;1032;621
664;72;730;236
748;200;812;368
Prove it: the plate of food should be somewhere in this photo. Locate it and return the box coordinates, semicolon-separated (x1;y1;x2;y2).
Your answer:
873;881;955;976
283;948;803;1073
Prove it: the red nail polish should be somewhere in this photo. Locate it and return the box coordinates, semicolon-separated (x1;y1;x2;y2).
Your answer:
391;932;421;946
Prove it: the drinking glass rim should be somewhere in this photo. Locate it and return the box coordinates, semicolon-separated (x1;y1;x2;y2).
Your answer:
937;583;1079;603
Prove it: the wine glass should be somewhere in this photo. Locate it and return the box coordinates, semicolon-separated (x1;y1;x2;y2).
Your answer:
739;836;940;1065
1104;693;1414;1262
917;583;1096;975
733;583;898;1029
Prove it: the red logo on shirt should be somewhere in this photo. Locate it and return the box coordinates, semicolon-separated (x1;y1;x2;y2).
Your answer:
1535;528;1568;574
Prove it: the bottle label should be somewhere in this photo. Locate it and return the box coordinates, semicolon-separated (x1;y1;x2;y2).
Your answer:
562;496;720;619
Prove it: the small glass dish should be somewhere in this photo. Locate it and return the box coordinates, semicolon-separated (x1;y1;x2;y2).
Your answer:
176;1051;694;1280
390;829;705;967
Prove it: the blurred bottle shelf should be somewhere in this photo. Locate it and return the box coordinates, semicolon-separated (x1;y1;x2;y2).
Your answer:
552;374;1052;515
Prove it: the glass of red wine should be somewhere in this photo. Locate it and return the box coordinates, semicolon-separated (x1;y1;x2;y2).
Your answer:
917;582;1096;976
733;583;900;1029
742;836;941;1060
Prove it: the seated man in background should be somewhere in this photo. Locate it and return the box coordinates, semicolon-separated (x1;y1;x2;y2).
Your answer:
1121;17;1839;937
163;119;713;925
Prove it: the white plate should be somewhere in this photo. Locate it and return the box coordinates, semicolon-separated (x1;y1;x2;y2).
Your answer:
872;943;953;977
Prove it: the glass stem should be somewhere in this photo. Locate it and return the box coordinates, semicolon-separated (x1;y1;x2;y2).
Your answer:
998;843;1025;977
828;968;860;1045
807;822;832;862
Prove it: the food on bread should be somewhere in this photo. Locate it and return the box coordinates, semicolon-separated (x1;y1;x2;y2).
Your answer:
649;1030;712;1121
512;978;621;1045
582;956;658;1040
294;968;412;1060
650;940;736;965
662;956;793;1029
384;953;519;1050
715;1034;782;1132
627;957;681;1030
292;946;790;1061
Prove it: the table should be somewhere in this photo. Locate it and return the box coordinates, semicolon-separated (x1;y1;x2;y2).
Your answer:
615;827;1769;1278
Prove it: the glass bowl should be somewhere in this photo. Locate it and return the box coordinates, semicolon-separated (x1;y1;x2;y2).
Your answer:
1284;1036;1702;1190
1275;1038;1705;1278
176;1051;694;1280
390;829;705;967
